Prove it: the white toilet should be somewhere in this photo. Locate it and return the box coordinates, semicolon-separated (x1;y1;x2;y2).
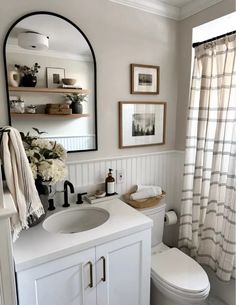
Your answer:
141;202;210;305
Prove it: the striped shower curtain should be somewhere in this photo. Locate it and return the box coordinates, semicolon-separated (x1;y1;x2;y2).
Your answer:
178;34;236;281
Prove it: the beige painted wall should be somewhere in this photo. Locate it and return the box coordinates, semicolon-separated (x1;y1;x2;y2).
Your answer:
0;0;235;156
0;0;178;161
175;0;236;150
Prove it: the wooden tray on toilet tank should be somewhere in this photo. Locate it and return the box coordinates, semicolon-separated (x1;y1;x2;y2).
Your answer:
123;191;166;209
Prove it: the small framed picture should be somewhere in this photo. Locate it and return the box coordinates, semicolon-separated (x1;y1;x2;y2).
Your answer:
130;64;160;94
119;101;166;148
46;67;65;88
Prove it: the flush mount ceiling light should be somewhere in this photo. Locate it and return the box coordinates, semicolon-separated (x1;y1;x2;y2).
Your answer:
18;32;49;50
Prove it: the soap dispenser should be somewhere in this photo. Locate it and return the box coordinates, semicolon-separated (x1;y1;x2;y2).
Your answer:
105;168;115;196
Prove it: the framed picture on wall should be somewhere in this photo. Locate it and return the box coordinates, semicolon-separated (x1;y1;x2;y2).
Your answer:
119;101;166;148
130;64;160;94
46;67;65;88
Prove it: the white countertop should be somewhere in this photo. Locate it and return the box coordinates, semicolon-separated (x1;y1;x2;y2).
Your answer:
13;198;152;272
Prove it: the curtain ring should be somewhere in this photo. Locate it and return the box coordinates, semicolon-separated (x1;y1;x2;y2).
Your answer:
204;41;216;49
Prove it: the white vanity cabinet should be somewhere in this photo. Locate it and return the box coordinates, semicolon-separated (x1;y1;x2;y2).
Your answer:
16;247;96;305
16;230;151;305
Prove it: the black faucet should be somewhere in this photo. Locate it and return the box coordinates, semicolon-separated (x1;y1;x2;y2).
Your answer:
62;180;74;208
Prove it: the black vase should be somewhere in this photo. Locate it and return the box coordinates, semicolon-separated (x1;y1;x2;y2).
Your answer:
27;179;49;227
20;74;37;87
71;102;83;114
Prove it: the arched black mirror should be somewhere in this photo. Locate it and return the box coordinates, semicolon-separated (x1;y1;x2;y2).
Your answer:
4;12;97;152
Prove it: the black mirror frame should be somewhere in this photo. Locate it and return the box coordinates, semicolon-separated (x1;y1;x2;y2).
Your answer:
3;11;98;153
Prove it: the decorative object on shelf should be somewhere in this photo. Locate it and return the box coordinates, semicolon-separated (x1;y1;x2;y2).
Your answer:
45;103;72;115
20;128;67;226
65;93;88;114
15;63;41;87
8;68;21;87
25;105;36;113
46;67;65;88
119;101;166;148
9;96;25;113
130;64;160;94
62;84;82;89
62;78;77;86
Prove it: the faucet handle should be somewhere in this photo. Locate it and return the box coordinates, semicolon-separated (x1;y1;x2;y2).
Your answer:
76;192;87;204
48;198;56;211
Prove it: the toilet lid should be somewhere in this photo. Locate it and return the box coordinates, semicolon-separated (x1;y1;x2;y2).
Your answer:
151;248;209;293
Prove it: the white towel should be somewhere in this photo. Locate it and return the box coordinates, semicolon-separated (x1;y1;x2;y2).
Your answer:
131;187;160;200
1;127;44;241
136;184;162;195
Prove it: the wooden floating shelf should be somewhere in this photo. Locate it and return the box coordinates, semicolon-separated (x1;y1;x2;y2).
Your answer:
11;113;89;119
8;87;88;94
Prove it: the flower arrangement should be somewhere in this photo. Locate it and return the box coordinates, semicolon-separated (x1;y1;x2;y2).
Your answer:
15;63;41;76
21;128;67;185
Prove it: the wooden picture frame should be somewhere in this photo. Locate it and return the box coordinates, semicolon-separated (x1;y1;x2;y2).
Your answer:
130;64;160;94
119;101;166;148
46;67;65;88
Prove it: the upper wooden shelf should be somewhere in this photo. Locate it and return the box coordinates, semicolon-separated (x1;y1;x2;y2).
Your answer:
8;87;88;94
11;113;89;119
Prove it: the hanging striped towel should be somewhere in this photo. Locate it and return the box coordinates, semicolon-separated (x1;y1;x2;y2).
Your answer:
0;126;44;241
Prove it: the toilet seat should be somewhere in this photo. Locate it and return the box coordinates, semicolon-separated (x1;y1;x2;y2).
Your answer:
151;247;210;303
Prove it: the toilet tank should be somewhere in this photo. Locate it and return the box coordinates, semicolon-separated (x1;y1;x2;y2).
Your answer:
140;202;166;247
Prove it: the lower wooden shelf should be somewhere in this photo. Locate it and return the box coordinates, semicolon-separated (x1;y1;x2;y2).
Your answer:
11;113;89;119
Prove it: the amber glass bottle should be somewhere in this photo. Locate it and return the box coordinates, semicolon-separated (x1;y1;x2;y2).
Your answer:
105;168;115;196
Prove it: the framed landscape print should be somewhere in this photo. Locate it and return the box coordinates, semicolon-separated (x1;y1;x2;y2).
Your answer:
46;67;65;88
119;102;166;148
130;64;160;94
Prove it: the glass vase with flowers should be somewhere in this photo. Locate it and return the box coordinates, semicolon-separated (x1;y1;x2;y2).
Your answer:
20;128;67;226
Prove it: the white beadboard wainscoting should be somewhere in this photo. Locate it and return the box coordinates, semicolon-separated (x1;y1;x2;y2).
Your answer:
59;150;185;213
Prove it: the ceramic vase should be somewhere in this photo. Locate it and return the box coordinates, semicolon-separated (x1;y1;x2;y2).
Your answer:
20;74;37;87
27;179;49;227
71;102;83;114
9;69;20;87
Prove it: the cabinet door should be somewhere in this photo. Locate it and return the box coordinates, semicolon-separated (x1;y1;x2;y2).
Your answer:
17;248;96;305
96;229;151;305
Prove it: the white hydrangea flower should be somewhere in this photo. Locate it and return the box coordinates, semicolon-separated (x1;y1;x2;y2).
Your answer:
38;159;67;185
30;163;38;179
22;132;68;185
53;143;67;161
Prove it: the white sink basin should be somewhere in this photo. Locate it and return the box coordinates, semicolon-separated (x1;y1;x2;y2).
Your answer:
43;207;110;234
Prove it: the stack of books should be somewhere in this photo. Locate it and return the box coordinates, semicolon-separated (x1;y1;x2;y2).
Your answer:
61;84;82;89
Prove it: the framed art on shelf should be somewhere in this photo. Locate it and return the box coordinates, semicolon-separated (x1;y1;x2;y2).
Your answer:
130;64;160;94
46;67;65;88
119;101;166;148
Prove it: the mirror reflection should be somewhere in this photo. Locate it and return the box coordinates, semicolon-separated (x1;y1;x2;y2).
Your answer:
5;13;97;152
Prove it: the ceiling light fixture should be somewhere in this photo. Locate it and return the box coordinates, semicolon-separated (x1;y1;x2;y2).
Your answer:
18;31;49;50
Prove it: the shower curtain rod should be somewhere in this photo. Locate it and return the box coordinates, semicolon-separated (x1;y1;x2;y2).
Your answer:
192;30;236;48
